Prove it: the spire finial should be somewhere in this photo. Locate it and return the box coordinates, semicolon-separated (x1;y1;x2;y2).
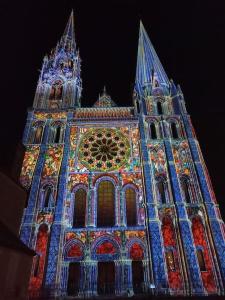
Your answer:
135;20;169;91
61;10;76;50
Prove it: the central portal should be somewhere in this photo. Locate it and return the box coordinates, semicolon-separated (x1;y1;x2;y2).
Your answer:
97;261;115;295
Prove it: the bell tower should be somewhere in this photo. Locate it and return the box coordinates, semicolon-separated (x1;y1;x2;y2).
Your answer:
33;11;82;110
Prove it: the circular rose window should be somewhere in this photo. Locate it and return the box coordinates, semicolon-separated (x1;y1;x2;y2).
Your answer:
78;128;130;171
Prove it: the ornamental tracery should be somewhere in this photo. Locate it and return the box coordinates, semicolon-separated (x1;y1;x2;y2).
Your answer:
78;128;130;171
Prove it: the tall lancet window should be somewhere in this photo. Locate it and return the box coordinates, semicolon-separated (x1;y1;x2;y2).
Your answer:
156;177;167;204
43;185;53;208
157;101;163;115
171;122;179;139
73;188;86;228
125;188;137;226
97;181;115;227
33;125;43;144
180;176;191;203
150;123;157;139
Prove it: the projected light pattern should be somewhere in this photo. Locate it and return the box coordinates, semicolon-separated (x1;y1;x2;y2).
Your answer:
19;10;225;299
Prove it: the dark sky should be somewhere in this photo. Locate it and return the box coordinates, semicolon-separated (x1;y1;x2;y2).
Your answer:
0;0;225;219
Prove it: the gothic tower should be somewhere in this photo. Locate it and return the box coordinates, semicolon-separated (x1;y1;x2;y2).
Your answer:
19;13;225;298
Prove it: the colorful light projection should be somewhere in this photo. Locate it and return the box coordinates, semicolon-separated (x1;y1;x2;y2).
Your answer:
192;217;216;293
161;216;183;290
42;145;64;177
34;112;67;120
29;224;49;292
172;142;190;176
96;241;117;255
130;243;144;260
20;145;40;187
67;243;83;258
149;145;167;176
69;126;78;172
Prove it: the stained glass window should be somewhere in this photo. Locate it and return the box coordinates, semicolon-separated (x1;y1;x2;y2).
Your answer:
125;188;137;226
97;181;115;227
73;189;86;227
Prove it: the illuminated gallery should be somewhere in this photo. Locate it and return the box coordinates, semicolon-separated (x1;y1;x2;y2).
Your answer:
19;11;225;297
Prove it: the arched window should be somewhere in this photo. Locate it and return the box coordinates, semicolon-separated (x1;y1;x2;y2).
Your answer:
136;101;140;114
197;249;206;271
171;122;179;139
97;180;115;227
125;188;137;226
181;177;191;203
43;185;52;208
157;179;167;204
150;123;157;139
157;101;163;115
54;126;61;143
33;126;43;144
73;188;86;228
49;123;64;143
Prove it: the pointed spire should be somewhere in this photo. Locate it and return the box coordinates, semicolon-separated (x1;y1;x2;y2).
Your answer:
61;10;76;50
135;21;169;91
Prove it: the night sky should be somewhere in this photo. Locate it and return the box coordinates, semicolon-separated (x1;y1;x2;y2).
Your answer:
0;0;225;219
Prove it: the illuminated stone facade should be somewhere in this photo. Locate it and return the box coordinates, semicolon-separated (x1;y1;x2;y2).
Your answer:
19;12;225;297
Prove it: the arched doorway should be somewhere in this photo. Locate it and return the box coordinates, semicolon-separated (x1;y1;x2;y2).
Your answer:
97;261;115;295
132;261;144;294
67;262;81;296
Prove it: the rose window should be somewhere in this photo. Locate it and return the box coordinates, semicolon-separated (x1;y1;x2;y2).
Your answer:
78;128;130;171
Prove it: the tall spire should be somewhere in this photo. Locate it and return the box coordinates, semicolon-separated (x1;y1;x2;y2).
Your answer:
60;10;76;50
135;21;169;92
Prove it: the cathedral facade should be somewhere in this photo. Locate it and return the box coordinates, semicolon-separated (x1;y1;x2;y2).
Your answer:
19;12;225;297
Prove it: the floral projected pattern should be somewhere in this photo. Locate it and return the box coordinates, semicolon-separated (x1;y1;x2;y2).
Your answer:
96;241;116;255
130;243;144;260
78;128;130;171
20;145;40;187
192;217;216;292
42;145;63;177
